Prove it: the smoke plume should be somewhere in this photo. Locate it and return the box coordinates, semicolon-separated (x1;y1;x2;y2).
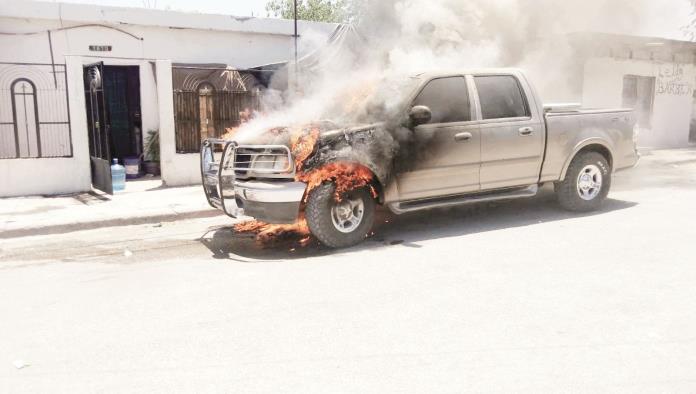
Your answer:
229;0;691;241
232;0;691;144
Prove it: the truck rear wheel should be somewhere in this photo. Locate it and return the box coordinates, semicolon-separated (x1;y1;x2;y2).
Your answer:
555;151;611;211
305;182;375;248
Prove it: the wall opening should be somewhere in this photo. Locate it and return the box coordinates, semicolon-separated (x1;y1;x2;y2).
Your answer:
83;63;143;195
622;74;656;130
103;66;142;160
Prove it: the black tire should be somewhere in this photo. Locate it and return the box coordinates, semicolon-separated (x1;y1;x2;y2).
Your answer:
305;183;375;248
555;151;611;212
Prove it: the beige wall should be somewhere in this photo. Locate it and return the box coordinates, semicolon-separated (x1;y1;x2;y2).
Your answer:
583;57;695;148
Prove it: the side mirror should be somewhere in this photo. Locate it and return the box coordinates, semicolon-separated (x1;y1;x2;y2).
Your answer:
408;105;432;126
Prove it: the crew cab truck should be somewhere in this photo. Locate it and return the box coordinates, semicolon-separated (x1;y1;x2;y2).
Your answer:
201;69;639;248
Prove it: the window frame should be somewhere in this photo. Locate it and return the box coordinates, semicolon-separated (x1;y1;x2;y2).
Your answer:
472;74;532;123
409;75;477;125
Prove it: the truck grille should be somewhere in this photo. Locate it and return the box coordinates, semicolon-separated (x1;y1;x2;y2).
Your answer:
231;145;294;179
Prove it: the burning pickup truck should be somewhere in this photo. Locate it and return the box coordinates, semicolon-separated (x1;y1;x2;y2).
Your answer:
201;69;639;248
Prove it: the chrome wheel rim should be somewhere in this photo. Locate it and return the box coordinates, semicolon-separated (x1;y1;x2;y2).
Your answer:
576;164;603;201
331;196;364;233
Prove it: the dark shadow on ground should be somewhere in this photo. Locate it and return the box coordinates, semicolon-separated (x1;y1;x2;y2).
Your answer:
77;191;112;204
198;187;638;262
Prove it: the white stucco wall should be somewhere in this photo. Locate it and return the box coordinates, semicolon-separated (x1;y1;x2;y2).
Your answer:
0;56;91;197
583;57;696;148
0;56;162;197
0;2;333;67
0;2;336;195
139;62;159;141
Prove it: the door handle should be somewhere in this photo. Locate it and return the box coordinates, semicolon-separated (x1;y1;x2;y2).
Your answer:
454;132;472;142
519;127;533;136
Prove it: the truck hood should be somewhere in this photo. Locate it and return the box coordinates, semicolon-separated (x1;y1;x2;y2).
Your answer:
230;121;383;147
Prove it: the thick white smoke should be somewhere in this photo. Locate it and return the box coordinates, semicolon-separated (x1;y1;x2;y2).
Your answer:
234;0;692;142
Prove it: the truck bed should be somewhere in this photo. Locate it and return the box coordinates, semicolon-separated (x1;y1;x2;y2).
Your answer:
539;107;638;183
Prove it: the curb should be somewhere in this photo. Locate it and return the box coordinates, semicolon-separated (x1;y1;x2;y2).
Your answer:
0;209;222;239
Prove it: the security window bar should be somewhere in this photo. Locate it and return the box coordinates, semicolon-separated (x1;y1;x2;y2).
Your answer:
172;66;262;154
0;62;73;159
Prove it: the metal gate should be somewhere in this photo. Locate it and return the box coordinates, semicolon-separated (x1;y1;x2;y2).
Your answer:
83;62;113;195
172;66;261;153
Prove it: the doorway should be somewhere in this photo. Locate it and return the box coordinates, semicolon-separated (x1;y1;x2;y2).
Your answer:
83;64;142;194
103;66;142;161
622;75;655;130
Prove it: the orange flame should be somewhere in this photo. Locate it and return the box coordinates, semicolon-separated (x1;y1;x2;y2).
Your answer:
234;216;312;247
288;125;376;200
233;125;376;248
290;127;320;171
296;162;376;201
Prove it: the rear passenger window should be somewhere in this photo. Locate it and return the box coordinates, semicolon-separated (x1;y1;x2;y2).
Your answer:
475;75;530;120
413;77;470;123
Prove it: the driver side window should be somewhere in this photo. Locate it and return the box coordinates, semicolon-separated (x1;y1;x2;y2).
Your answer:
413;77;471;124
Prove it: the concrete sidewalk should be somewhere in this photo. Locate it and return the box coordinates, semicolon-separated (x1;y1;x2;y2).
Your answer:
0;179;221;239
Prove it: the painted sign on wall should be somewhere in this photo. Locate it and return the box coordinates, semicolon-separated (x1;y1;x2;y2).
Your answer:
657;64;693;96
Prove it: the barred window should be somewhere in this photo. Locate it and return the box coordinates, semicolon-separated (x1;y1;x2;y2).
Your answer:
172;66;261;153
0;63;73;159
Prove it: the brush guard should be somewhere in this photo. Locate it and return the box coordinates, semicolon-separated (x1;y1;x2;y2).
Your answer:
201;138;243;218
200;138;307;223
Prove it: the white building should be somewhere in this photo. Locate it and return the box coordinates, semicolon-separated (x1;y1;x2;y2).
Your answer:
0;1;335;197
572;33;696;148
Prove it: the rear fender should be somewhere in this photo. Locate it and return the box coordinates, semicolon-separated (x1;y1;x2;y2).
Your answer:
559;138;615;180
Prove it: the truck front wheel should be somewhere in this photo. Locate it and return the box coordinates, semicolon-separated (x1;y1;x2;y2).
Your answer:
555;151;611;211
305;183;375;248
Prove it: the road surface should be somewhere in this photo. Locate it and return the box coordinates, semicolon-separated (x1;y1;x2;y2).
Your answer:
2;149;696;393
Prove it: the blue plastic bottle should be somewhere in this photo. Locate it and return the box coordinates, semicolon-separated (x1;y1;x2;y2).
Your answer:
111;158;126;191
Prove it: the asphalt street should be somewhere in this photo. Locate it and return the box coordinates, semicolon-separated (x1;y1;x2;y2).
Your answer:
2;149;696;393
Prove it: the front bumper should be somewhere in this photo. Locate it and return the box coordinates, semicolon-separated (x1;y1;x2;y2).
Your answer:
201;139;306;224
225;180;307;224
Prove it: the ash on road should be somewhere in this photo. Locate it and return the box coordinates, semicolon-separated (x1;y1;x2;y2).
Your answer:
1;149;696;393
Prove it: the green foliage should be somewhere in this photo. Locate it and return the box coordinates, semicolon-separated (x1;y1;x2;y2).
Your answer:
145;129;160;162
265;0;359;23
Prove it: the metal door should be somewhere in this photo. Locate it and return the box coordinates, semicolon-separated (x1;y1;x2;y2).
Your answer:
84;62;113;194
474;74;544;190
395;76;481;201
397;123;481;201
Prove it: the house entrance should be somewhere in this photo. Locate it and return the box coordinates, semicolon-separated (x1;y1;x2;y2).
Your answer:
83;63;142;194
